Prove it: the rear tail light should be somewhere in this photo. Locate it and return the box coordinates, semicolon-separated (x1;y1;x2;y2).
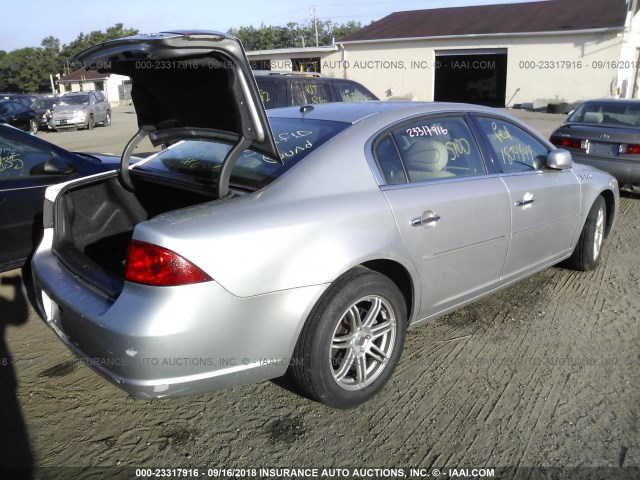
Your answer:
549;135;584;150
125;240;212;286
619;143;640;154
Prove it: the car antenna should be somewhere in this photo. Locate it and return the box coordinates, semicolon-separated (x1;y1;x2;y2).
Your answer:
300;105;314;114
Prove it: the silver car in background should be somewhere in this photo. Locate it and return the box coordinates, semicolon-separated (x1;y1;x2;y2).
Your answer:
550;98;640;187
33;32;619;409
51;91;111;130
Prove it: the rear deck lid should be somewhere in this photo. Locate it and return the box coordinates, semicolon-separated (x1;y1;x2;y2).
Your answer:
73;31;278;160
554;123;640;160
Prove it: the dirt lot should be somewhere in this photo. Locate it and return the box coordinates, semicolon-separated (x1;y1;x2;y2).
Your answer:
0;109;638;480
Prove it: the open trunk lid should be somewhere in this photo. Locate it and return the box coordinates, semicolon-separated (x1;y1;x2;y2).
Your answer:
74;30;280;197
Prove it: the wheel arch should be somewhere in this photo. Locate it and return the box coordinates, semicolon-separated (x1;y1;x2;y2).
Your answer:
599;189;616;238
360;259;415;324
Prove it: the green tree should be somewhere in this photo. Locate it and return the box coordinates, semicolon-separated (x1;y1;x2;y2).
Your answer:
59;23;139;73
0;47;45;92
0;23;138;93
331;21;364;42
228;20;364;50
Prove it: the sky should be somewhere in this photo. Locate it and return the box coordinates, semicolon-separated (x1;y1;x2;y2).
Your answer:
1;0;543;52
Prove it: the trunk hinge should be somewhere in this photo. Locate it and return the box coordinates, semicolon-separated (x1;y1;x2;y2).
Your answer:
217;137;252;199
120;127;153;191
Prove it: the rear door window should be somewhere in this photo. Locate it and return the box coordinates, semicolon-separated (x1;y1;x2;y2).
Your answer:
291;81;333;105
374;134;407;185
390;115;487;183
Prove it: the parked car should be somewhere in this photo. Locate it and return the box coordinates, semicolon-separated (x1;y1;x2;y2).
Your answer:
550;98;640;187
51;91;111;130
0;123;126;272
254;70;377;109
33;31;619;409
31;96;59;130
0;100;37;134
1;93;38;107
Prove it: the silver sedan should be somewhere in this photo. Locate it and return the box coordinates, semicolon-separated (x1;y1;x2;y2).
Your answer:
550;98;640;187
32;32;619;409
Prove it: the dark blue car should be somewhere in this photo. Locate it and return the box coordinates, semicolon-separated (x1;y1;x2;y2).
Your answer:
0;123;123;272
0;100;38;134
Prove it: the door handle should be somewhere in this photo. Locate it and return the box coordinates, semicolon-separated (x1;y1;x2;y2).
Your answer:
411;210;441;227
515;192;535;207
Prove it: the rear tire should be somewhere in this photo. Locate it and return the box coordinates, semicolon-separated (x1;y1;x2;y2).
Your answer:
289;267;407;409
566;196;606;271
103;111;111;127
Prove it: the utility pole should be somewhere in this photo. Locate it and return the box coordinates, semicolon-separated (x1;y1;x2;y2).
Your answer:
311;6;319;47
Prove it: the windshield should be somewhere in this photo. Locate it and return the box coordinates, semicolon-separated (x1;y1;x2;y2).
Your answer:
32;98;57;109
568;101;640;127
59;95;89;106
136;117;349;190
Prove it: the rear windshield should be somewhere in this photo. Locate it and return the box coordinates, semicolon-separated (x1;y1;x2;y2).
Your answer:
136;117;349;190
568;101;640;127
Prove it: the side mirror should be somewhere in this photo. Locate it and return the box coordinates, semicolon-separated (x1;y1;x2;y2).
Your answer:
43;157;75;174
547;149;573;170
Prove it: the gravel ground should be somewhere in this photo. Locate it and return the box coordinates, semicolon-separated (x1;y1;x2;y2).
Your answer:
0;108;638;480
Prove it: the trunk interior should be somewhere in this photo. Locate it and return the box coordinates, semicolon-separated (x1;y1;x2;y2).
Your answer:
53;174;216;298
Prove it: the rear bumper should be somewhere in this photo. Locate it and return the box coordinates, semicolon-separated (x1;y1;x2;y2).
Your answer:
32;229;326;399
573;155;640;185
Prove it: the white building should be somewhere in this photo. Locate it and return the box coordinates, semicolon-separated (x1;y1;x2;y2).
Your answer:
247;0;640;108
57;69;131;106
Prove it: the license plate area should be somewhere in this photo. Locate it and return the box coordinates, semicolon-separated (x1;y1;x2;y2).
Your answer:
587;141;615;156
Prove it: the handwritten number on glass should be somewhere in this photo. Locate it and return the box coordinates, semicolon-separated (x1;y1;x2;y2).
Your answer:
445;139;471;162
0;149;24;172
490;122;535;166
406;125;448;138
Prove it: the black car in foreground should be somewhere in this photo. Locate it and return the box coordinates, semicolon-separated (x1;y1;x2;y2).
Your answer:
0;100;38;134
0;123;125;272
550;98;640;187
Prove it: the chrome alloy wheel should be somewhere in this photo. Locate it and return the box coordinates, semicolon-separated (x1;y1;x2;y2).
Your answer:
329;295;397;390
593;205;605;261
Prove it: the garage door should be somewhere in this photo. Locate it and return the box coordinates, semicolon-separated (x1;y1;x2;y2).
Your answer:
434;49;507;107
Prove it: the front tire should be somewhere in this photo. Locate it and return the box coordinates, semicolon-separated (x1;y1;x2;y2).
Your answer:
103;111;111;127
566;195;606;271
29;119;38;135
289;267;407;409
87;115;95;130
